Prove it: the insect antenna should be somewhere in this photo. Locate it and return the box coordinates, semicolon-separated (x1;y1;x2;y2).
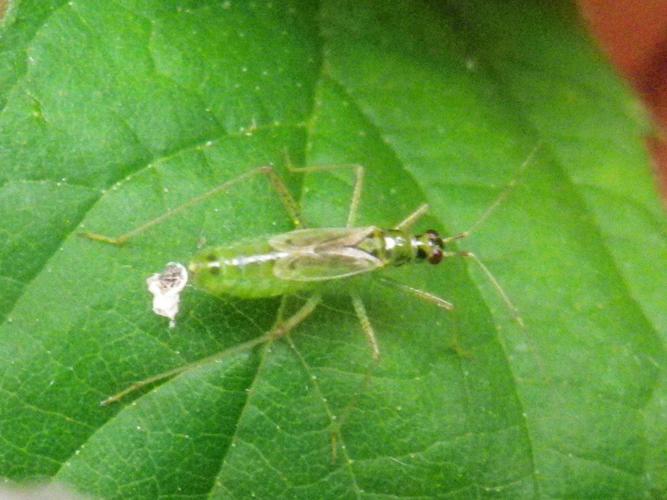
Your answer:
444;142;542;242
444;143;542;326
447;250;524;326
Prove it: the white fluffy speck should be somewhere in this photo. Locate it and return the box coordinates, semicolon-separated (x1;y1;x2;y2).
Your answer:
146;262;188;327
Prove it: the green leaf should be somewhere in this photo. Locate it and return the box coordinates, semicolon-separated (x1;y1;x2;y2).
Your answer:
1;0;665;498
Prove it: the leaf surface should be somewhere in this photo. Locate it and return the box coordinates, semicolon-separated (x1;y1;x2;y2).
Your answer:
0;1;665;498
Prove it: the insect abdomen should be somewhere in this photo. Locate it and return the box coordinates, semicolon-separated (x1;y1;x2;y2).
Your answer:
188;240;308;299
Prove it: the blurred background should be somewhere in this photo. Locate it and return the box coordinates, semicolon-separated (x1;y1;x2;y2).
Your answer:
580;0;667;201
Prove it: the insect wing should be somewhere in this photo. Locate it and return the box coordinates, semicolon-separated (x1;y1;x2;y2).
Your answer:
273;247;382;281
269;227;376;251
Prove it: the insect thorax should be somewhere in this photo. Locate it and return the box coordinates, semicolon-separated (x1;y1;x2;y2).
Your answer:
356;228;418;267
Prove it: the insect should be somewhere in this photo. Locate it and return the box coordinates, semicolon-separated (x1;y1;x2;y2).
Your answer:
82;147;538;406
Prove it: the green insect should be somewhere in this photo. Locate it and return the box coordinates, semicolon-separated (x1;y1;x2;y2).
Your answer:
83;150;536;406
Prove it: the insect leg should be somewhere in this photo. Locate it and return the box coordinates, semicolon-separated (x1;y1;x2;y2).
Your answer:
268;293;322;340
350;291;380;360
394;203;430;231
99;333;270;406
374;277;475;357
284;152;365;228
291;164;364;228
328;292;384;462
99;294;321;406
448;250;524;326
80;165;305;246
374;276;454;310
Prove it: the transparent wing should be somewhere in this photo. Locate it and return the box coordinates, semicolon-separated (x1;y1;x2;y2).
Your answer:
273;247;383;281
269;227;376;251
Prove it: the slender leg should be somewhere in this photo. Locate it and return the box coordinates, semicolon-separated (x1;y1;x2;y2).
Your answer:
100;294;322;406
81;165;305;246
286;162;365;228
268;294;322;340
448;250;524;327
375;276;454;310
349;291;380;360
395;203;429;231
284;158;374;460
374;276;468;358
328;291;382;462
282;150;365;228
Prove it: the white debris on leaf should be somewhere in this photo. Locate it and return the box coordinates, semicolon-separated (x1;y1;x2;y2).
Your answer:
146;262;189;328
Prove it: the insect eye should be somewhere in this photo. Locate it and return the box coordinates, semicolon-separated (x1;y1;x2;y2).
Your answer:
428;248;443;264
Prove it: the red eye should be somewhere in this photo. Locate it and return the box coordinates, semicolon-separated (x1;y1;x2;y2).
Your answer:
428;248;443;264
